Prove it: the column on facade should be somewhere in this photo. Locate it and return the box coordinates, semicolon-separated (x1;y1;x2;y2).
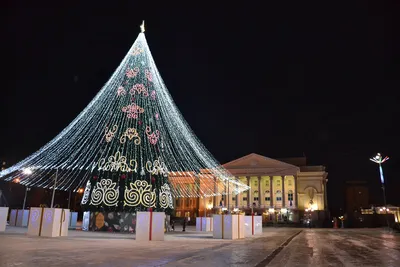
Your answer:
270;176;273;207
224;179;227;207
235;177;239;208
257;176;261;207
323;174;328;210
246;176;251;208
282;175;285;207
213;177;217;208
294;175;298;208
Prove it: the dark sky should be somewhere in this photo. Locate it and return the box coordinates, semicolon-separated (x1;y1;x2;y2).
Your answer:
1;1;399;211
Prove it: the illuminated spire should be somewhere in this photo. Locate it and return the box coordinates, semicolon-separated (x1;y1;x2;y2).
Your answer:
140;20;145;33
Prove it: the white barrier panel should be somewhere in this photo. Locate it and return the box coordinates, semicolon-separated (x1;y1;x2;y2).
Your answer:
213;215;223;239
27;208;69;237
0;207;9;232
254;216;262;235
136;211;165;241
213;214;244;240
196;217;213;232
60;210;70;236
9;209;17;226
69;212;78;229
27;207;43;236
244;215;262;237
82;211;90;231
16;209;29;227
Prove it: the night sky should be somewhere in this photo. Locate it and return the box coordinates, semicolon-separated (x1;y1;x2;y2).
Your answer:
2;2;399;213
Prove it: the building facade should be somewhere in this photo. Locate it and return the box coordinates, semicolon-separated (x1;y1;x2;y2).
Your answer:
174;153;329;224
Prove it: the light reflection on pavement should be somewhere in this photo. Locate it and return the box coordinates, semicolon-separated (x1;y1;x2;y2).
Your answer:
0;226;399;266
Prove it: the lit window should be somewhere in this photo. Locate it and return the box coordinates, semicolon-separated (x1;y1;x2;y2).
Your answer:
288;190;294;201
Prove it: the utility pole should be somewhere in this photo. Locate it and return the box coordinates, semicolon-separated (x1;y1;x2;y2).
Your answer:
50;168;59;208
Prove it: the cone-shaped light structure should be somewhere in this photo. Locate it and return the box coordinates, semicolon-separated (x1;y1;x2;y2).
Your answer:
0;29;249;206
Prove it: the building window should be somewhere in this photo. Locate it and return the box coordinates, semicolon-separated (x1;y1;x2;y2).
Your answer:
264;190;270;202
265;180;269;187
254;197;259;201
243;197;248;201
288;190;294;201
276;190;282;202
232;197;236;201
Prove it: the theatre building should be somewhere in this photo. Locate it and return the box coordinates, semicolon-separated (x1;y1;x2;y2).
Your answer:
173;153;329;225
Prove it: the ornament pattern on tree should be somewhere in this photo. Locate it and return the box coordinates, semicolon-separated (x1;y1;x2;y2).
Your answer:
124;180;156;207
104;125;118;143
150;90;156;100
98;151;138;172
129;84;149;96
81;180;92;205
120;128;141;145
122;103;144;119
132;47;143;56
117;86;126;96
159;183;174;209
90;179;119;206
145;126;160;145
146;157;168;176
126;67;139;78
145;69;152;82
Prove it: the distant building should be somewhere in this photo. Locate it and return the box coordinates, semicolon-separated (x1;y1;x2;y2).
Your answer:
345;181;369;214
361;205;399;223
342;181;398;227
173;153;329;225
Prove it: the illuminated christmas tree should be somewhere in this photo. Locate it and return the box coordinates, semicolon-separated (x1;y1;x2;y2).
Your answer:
0;22;249;213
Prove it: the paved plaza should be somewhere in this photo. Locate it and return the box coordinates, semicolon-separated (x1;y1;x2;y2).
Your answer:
0;226;399;267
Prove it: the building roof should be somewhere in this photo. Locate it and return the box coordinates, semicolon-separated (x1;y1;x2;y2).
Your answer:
223;153;299;176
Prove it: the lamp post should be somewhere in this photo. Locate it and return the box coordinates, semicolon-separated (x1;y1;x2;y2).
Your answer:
50;168;59;209
370;153;390;228
21;168;33;210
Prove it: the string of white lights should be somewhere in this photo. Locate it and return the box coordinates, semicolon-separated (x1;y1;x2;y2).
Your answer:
0;30;250;199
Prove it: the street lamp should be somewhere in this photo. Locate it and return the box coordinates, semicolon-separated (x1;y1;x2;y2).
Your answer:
50;168;59;209
21;168;33;210
370;153;390;228
22;168;33;175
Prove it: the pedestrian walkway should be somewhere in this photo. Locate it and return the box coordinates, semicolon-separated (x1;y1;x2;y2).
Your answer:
0;226;299;267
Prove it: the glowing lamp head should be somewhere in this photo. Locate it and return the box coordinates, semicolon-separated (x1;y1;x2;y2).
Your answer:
281;208;288;213
22;168;33;175
78;188;84;193
268;208;275;213
14;178;20;183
